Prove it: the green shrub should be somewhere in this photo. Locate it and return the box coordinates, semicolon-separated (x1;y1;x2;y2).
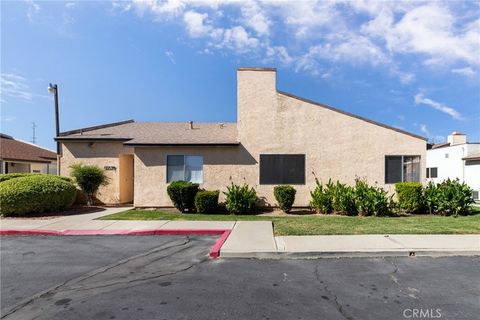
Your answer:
0;174;76;216
330;181;357;215
167;181;199;212
0;173;72;183
354;179;393;217
70;164;109;205
224;183;257;215
395;182;423;214
310;179;333;214
0;173;33;183
274;185;296;213
194;190;219;214
423;181;438;215
433;179;474;216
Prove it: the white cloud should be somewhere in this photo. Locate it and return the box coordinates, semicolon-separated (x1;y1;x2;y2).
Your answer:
183;10;211;37
452;67;477;77
133;0;186;18
119;0;480;83
165;51;176;64
366;4;480;66
265;46;293;65
25;0;40;22
240;1;270;36
0;115;15;123
418;123;445;142
215;26;259;51
414;93;463;120
0;73;32;102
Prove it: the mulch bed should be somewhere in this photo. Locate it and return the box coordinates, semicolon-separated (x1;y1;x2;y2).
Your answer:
1;206;106;220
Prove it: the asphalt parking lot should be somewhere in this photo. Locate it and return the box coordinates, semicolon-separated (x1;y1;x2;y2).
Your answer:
1;235;479;320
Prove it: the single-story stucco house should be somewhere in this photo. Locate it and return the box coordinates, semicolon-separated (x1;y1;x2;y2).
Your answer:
56;67;426;207
1;134;57;175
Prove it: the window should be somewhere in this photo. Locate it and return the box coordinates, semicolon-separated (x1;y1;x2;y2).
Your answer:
167;155;203;183
385;155;421;183
445;153;449;159
259;154;305;185
426;167;438;178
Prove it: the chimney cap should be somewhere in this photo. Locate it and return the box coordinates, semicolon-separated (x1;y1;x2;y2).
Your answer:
451;131;464;135
237;67;276;72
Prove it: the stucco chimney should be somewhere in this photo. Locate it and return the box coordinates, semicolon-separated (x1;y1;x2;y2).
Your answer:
237;67;277;142
447;131;466;145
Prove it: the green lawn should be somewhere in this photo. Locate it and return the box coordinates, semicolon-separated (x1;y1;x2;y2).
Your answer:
99;208;480;236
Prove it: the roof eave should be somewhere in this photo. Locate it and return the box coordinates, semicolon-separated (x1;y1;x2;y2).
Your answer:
58;119;134;137
55;137;131;142
124;142;240;147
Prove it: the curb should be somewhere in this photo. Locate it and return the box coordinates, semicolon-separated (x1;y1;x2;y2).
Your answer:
0;229;231;259
220;250;480;259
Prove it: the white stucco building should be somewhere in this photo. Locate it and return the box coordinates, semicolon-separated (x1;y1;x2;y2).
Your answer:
426;132;480;200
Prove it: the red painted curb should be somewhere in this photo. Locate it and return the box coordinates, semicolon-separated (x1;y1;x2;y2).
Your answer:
0;229;62;236
0;228;232;258
209;230;232;258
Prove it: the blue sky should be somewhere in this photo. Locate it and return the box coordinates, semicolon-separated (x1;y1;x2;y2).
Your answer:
1;0;479;150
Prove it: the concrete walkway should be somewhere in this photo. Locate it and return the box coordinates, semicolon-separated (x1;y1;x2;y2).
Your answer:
1;208;479;258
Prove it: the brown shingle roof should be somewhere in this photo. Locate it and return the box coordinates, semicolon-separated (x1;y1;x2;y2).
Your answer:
56;121;239;146
0;135;57;163
462;152;480;161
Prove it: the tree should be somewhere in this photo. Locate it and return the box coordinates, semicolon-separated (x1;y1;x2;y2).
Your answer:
70;163;109;205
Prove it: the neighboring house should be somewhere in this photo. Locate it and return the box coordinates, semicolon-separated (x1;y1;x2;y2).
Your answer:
0;134;57;174
427;132;480;200
56;67;426;207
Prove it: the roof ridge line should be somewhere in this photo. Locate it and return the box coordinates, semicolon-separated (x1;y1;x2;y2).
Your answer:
277;90;427;141
58;119;134;137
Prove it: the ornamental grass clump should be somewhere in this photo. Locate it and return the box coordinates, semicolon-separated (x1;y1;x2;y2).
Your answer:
354;179;394;217
310;178;333;214
224;183;257;215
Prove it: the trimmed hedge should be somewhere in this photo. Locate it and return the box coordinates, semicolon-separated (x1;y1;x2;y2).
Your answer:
224;183;257;215
0;174;76;216
194;190;219;214
0;173;33;183
0;173;72;183
395;182;423;214
167;181;199;212
274;185;296;213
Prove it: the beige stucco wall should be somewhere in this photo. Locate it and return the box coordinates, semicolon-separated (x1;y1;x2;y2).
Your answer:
133;146;256;207
134;70;425;207
60;141;133;204
60;69;426;207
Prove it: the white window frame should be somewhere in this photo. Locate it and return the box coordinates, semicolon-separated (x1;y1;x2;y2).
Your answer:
166;155;203;184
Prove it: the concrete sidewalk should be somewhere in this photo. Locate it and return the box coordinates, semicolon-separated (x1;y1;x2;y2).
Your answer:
1;208;479;258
